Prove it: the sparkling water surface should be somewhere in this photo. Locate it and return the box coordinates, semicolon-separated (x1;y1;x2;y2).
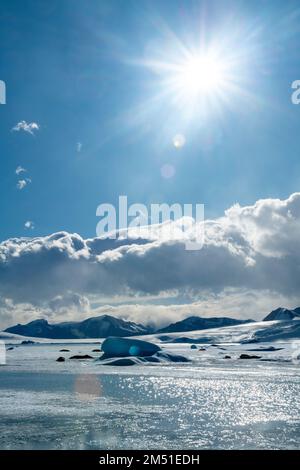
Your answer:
0;342;299;449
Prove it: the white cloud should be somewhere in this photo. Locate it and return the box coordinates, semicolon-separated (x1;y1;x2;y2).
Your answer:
0;293;91;330
1;193;300;327
12;120;40;135
17;178;31;190
48;292;90;319
0;296;44;329
15;166;27;175
77;142;82;153
89;288;298;328
24;220;34;230
0;288;297;330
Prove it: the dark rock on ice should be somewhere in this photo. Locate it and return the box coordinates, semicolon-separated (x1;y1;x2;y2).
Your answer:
239;354;261;359
248;346;284;352
157;335;172;342
70;354;94;360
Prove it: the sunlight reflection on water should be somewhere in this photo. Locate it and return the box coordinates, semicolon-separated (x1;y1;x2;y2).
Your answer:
0;370;299;449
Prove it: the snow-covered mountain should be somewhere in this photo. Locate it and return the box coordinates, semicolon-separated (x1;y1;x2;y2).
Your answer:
157;316;252;334
152;319;300;344
4;315;253;339
4;315;151;339
263;307;300;321
4;306;300;340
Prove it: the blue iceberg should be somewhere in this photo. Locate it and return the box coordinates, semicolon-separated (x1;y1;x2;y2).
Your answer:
98;337;190;366
101;337;161;358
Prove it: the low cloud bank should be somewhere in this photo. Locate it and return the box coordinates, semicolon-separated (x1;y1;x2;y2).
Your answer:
1;193;300;328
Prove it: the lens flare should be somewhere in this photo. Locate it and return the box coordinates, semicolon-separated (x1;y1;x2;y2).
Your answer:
173;133;186;148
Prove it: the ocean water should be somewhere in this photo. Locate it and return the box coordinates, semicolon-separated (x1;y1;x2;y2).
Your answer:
0;343;299;449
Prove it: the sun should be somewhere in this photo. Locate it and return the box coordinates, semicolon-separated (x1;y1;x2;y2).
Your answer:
176;54;225;96
132;34;248;123
180;57;223;93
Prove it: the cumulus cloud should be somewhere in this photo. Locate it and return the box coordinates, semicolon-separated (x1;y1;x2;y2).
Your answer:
0;292;91;329
15;166;27;175
0;296;45;329
24;221;35;230
48;292;90;317
12;121;40;135
17;178;31;190
1;193;300;327
89;288;298;328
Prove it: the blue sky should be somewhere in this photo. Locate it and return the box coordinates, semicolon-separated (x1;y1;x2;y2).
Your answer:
2;0;300;327
1;0;300;241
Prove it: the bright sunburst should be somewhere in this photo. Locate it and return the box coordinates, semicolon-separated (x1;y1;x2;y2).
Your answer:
137;44;239;119
128;19;260;133
176;54;225;96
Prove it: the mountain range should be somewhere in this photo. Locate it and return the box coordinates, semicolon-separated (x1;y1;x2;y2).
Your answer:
263;307;300;321
4;315;150;339
156;316;252;333
4;306;300;339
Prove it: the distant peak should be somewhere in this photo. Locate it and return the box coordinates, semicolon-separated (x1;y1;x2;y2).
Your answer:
263;307;300;321
28;318;48;325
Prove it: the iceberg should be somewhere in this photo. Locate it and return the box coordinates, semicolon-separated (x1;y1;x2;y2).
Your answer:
98;337;190;365
101;337;161;358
